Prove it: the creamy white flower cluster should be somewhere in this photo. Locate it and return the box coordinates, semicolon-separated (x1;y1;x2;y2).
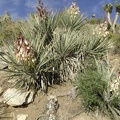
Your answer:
14;35;35;63
110;79;119;94
93;21;110;38
67;2;80;19
110;71;120;95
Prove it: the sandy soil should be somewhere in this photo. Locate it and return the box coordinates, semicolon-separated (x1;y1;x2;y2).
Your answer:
0;53;120;120
0;81;110;120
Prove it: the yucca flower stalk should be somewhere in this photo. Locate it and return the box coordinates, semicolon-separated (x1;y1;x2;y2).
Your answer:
93;20;110;38
67;2;80;20
56;9;85;31
36;0;49;19
110;80;119;94
110;69;120;95
14;33;35;64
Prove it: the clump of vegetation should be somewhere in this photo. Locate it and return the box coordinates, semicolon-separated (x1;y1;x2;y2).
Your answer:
76;59;120;120
0;12;22;45
0;0;119;120
109;33;120;54
89;17;104;24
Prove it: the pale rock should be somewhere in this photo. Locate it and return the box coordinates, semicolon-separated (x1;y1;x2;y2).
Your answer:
17;114;28;120
2;88;34;106
70;86;78;99
46;95;58;120
0;61;8;69
0;97;3;102
27;91;34;103
0;86;3;95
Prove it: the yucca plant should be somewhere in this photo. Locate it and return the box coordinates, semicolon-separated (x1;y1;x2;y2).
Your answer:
53;30;82;81
0;31;53;93
0;10;52;95
0;0;56;93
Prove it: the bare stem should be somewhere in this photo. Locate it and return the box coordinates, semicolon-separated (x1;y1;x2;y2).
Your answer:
112;12;119;33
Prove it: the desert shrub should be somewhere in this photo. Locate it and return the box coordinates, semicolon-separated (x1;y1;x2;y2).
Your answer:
76;59;120;120
110;33;120;54
0;14;22;44
89;18;104;24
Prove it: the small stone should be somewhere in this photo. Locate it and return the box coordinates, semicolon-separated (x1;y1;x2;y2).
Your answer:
49;114;56;120
47;95;57;102
0;86;3;95
46;95;59;120
27;91;34;104
0;97;3;103
70;86;78;99
17;114;28;120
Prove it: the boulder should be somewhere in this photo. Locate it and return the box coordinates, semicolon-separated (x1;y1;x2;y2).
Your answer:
2;88;34;106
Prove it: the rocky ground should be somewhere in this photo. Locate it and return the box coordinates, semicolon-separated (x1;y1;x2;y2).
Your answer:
0;53;120;120
0;81;110;120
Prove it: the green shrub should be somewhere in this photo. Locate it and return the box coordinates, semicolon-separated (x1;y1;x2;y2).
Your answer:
76;59;107;111
76;59;120;120
89;18;104;24
110;33;120;54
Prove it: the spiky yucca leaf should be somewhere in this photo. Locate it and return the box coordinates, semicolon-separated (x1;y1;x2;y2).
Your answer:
23;13;59;46
53;30;81;81
53;30;80;59
56;10;85;31
80;27;109;58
